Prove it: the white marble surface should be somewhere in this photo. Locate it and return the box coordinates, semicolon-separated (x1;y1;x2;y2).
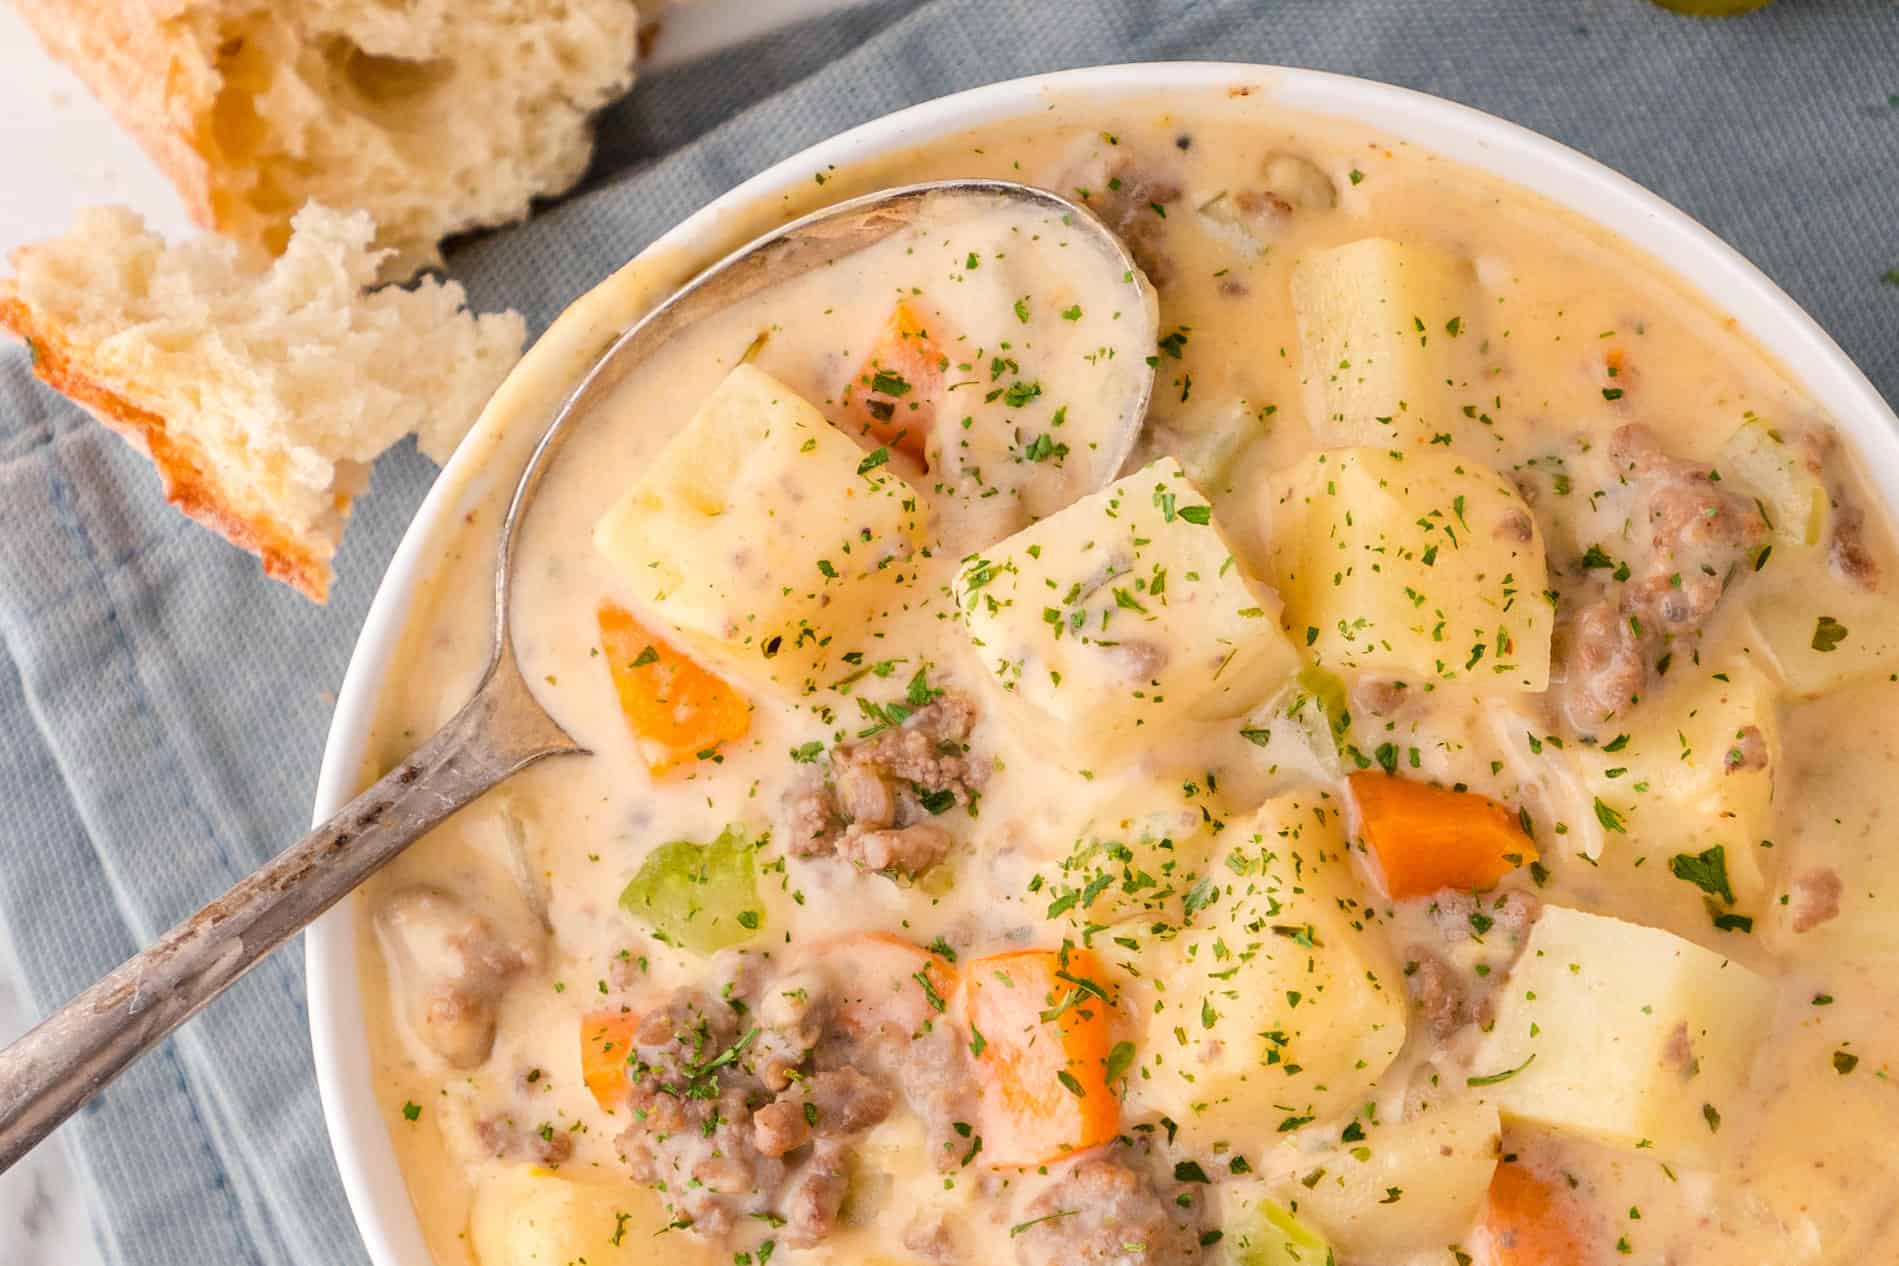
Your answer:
0;17;162;1252
0;4;866;1262
0;960;103;1266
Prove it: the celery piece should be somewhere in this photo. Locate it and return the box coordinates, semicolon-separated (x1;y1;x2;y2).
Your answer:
1718;417;1828;549
1226;1196;1336;1266
619;825;762;954
1294;664;1351;754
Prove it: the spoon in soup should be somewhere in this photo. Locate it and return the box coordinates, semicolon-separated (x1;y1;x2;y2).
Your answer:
0;179;1158;1171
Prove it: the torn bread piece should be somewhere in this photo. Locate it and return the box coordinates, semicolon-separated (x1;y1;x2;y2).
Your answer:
0;204;525;602
12;0;640;268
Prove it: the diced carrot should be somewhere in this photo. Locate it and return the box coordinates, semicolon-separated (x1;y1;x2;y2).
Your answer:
1601;345;1636;400
840;300;945;463
1477;1161;1595;1266
596;600;749;774
1348;772;1537;900
809;932;958;1041
961;946;1120;1168
580;1009;641;1110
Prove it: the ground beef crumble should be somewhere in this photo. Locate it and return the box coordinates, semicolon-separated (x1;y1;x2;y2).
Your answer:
1788;867;1843;933
1402;889;1544;1036
1404;947;1470;1039
783;695;983;879
476;1114;574;1165
374;886;531;1069
617;951;977;1245
1614;423;1768;637
1013;1148;1204;1266
1554;424;1768;734
1079;157;1182;287
1831;504;1881;589
1724;724;1769;773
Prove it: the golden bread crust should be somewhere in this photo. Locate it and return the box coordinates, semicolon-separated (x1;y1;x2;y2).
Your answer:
0;295;336;602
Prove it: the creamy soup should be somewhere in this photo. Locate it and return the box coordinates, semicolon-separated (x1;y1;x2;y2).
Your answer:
354;87;1899;1266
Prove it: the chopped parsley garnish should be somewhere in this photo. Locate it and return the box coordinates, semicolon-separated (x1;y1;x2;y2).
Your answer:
857;447;890;475
1812;615;1848;653
870;369;912;397
913;969;947;1013
1467;1053;1537;1086
917;786;956;815
1024;432;1069;463
906;665;943;707
1010;1211;1076;1237
1669;845;1735;904
1581;544;1617;570
1105;1040;1136;1084
1182;876;1218;919
1002;380;1043;408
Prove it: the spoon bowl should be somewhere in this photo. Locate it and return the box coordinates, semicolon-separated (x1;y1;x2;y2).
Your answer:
0;178;1155;1174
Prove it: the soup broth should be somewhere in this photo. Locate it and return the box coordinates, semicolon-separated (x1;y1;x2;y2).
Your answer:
353;87;1899;1266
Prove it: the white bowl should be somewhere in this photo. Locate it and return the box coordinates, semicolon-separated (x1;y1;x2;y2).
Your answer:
306;61;1899;1266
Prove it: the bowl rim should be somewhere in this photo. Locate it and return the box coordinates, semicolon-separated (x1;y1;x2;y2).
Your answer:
306;60;1899;1266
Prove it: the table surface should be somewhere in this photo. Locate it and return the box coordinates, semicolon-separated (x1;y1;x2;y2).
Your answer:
0;3;855;1260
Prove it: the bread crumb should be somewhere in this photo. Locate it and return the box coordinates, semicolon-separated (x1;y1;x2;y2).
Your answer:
0;203;525;601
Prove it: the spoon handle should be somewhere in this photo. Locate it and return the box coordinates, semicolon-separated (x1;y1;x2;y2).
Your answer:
0;655;577;1174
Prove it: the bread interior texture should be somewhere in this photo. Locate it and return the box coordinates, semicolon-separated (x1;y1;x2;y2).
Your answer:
3;205;525;600
186;0;640;265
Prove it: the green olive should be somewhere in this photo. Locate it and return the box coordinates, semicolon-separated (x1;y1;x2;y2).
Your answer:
1650;0;1774;15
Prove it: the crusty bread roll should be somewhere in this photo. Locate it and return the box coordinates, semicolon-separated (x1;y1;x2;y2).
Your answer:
0;204;525;602
12;0;641;268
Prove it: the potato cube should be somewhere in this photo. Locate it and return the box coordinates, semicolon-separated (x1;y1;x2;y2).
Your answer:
1768;681;1899;961
1129;791;1406;1147
1748;571;1899;698
1471;905;1774;1165
1574;658;1780;900
1290;237;1482;451
1718;1034;1899;1256
594;364;922;695
1718;417;1828;549
1038;781;1222;928
1265;447;1551;691
958;457;1298;756
1273;1096;1500;1256
469;1165;717;1266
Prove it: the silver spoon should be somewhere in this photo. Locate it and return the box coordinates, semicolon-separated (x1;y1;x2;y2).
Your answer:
0;178;1157;1171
